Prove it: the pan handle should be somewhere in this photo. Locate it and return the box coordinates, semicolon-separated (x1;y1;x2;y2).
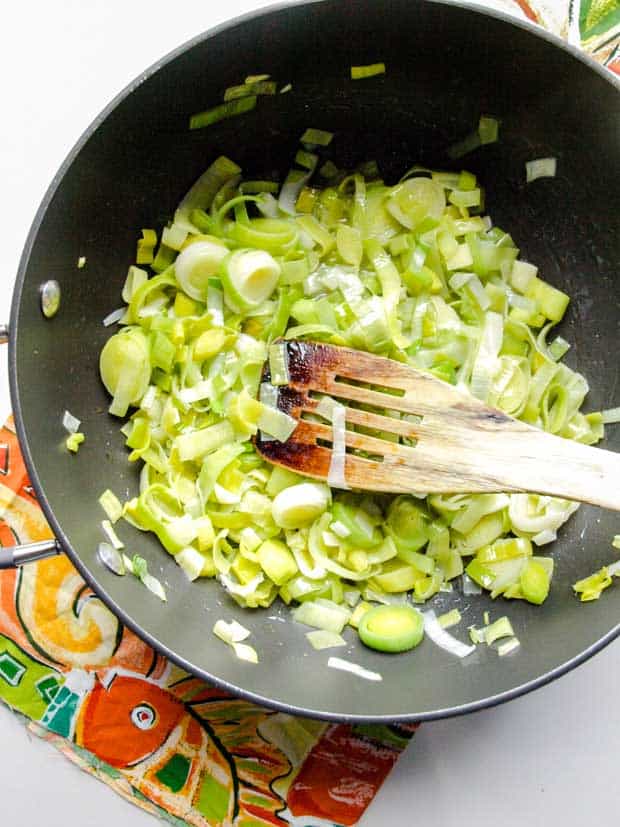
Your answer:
0;320;61;566
0;539;63;569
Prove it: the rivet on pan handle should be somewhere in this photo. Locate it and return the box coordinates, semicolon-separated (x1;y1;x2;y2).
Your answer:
0;539;63;569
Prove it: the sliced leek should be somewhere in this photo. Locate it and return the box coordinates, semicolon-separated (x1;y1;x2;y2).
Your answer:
98;137;609;631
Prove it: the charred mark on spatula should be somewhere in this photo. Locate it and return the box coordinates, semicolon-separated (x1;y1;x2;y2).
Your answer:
284;339;341;387
270;385;306;417
256;434;330;477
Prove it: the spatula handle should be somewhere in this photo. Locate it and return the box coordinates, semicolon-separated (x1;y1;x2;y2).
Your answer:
476;428;620;510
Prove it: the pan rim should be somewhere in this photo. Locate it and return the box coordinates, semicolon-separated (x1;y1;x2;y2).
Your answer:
8;0;620;722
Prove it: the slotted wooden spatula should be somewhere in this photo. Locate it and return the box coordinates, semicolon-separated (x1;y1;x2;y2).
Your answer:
255;340;620;511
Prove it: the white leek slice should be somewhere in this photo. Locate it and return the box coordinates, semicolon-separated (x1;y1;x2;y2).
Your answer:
213;620;258;663
268;342;290;386
526;157;557;183
122;265;148;302
175;421;235;462
219;572;265;597
213;619;252;644
102;307;126;327
497;636;520;656
423;610;476;658
279;168;314;215
101;519;124;550
508;494;579;536
327;400;348;490
176;547;207;581
511;260;538;293
232;642;259;663
174;239;229;301
306;630;346;650
207;284;224;326
142;573;167;602
62;410;81;434
293;599;351;634
601;407;620;424
220;248;281;312
470;311;503;402
161;223;188;251
330;520;351;539
327;656;382;682
239;527;263;553
272;483;330;529
257;403;298;442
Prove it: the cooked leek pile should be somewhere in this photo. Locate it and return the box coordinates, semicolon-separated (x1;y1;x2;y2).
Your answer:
99;145;605;613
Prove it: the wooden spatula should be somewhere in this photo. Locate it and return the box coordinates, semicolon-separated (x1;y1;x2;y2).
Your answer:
255;340;620;511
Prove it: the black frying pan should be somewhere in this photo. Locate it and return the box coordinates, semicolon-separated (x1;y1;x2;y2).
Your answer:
8;0;620;721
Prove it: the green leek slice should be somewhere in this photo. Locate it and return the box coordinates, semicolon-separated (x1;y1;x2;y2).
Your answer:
358;604;424;653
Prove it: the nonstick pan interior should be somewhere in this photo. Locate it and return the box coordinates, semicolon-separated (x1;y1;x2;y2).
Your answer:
9;0;620;721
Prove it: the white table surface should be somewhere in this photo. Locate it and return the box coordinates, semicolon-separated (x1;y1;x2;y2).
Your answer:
1;2;619;825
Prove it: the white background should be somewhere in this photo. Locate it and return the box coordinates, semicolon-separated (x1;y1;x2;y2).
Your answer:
1;2;619;825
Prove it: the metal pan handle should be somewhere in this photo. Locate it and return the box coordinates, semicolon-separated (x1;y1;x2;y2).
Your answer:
0;312;62;567
0;539;63;569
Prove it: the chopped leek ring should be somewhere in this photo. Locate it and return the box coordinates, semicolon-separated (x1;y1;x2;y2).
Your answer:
358;604;424;653
100;328;151;417
272;483;330;529
174;238;229;301
220;248;280;312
